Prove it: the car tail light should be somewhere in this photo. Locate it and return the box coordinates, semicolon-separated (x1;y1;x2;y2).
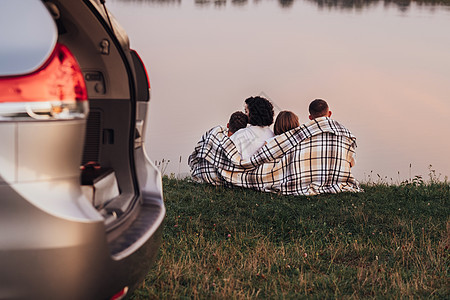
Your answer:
131;49;150;90
0;43;88;121
130;49;150;102
110;286;128;300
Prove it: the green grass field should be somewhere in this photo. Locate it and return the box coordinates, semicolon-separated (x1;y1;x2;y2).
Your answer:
132;177;449;299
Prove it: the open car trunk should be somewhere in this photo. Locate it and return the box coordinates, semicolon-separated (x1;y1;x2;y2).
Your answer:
53;0;164;256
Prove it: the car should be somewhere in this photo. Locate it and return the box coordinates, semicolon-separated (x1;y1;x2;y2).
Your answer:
0;0;165;299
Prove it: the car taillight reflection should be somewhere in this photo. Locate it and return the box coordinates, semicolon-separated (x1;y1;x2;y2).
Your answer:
0;43;88;120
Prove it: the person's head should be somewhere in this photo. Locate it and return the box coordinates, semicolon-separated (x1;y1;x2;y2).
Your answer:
244;96;274;126
308;99;332;120
227;111;248;137
274;111;300;135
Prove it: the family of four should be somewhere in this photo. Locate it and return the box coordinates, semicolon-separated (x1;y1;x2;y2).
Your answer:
188;96;361;196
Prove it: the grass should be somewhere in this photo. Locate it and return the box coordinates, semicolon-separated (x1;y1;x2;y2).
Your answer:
131;177;449;299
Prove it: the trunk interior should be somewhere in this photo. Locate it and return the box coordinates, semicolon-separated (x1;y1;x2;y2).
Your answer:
50;0;139;227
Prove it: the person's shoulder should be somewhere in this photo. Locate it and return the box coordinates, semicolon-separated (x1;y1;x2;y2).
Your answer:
308;116;344;127
260;126;275;139
309;117;355;138
236;126;256;137
230;126;250;141
250;125;273;134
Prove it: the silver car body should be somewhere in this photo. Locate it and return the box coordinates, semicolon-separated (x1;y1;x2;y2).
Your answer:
0;0;165;299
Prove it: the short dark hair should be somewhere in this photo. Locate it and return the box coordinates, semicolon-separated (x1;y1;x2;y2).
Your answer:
228;111;248;134
309;99;329;119
274;111;299;135
245;96;274;126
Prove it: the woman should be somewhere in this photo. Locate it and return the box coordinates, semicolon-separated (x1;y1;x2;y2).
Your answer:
230;96;274;159
274;111;299;135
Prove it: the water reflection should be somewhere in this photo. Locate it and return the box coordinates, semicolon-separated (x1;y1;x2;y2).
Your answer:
309;0;450;12
108;0;450;181
116;0;450;10
117;0;182;5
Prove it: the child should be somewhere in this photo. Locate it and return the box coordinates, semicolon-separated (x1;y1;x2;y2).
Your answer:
227;111;248;137
274;111;299;135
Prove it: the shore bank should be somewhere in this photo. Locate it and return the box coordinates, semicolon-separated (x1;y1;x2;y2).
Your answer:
132;177;449;298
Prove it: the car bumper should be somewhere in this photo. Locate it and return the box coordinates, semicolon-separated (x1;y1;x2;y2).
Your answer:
0;182;164;300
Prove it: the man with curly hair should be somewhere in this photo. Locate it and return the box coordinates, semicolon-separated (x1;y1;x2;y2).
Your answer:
230;96;275;159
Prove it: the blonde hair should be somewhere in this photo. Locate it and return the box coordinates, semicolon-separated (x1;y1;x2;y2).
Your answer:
274;111;299;135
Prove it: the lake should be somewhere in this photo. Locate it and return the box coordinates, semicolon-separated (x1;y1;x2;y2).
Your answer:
108;0;450;183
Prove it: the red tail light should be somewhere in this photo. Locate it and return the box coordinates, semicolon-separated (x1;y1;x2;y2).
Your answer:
0;43;88;120
131;49;150;90
110;286;128;300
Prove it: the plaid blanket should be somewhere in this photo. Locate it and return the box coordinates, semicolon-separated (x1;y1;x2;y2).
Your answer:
188;117;362;196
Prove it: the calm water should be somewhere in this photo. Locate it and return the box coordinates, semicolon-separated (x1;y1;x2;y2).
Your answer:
108;0;450;182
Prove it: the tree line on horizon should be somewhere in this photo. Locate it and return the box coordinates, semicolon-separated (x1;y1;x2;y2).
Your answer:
116;0;450;10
